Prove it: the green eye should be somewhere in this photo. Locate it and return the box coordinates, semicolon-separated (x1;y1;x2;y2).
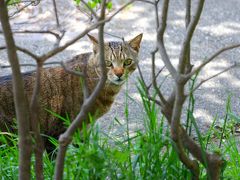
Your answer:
124;59;132;66
106;60;112;67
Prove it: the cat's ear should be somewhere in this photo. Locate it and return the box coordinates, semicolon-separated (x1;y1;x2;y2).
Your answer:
128;33;143;52
87;34;99;54
87;34;98;45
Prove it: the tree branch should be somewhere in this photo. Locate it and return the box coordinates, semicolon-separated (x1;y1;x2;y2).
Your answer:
81;0;98;19
0;30;61;39
156;0;178;80
178;0;205;74
60;61;84;77
52;0;60;28
16;46;41;61
187;62;240;95
151;49;167;106
39;0;135;63
29;62;44;180
9;1;36;18
186;43;240;79
0;1;32;179
54;1;108;179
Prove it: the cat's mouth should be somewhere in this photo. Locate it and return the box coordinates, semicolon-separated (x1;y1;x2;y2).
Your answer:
109;78;125;85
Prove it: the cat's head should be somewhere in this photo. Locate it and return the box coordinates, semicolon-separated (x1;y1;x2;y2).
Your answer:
88;33;143;85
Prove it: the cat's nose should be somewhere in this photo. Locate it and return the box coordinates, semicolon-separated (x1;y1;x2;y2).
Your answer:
116;73;123;78
113;68;124;78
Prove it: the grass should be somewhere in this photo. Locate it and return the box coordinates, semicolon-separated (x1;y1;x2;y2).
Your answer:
0;81;240;179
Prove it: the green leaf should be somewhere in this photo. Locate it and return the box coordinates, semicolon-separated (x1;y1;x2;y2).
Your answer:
112;149;129;163
74;0;81;5
228;112;240;123
88;1;97;9
107;2;112;10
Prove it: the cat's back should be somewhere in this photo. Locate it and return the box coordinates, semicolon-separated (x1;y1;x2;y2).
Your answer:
66;52;92;68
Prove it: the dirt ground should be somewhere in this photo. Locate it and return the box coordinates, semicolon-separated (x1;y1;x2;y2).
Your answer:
0;0;240;137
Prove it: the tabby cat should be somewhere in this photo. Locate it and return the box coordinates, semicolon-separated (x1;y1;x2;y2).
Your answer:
0;33;143;153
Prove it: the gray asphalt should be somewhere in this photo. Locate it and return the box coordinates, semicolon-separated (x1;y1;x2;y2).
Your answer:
0;0;240;137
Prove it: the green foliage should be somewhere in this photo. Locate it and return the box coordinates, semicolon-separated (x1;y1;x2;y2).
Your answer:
6;0;21;6
74;0;113;10
0;80;239;179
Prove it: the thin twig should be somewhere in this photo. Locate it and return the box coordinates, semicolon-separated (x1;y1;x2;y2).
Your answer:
0;62;62;69
0;46;6;50
9;1;35;18
151;49;167;105
187;62;240;95
136;0;154;5
53;30;66;48
184;0;192;74
185;43;240;80
158;0;168;40
178;0;205;73
39;0;136;63
104;31;123;39
60;61;84;77
147;66;165;90
52;0;60;28
0;45;40;61
16;46;40;61
7;0;35;6
156;0;178;80
137;64;148;88
54;1;107;179
0;30;61;39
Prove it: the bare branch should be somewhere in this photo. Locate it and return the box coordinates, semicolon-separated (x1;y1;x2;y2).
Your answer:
0;1;32;179
9;1;36;18
178;0;205;73
52;0;60;28
135;0;154;5
156;0;178;80
104;31;124;39
0;61;62;68
53;30;66;48
7;0;36;6
184;0;193;74
0;46;6;50
0;30;61;39
186;43;240;79
137;64;148;89
187;62;240;95
29;63;44;180
170;83;199;177
151;49;167;106
158;0;168;40
39;0;135;62
108;0;135;18
148;96;162;106
185;0;191;27
54;1;108;179
147;66;165;90
0;45;40;60
60;61;84;77
16;46;40;60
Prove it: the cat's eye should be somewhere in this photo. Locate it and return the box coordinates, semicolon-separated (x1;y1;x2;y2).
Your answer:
124;59;132;66
106;60;113;67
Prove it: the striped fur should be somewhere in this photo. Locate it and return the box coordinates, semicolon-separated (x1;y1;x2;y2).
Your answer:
0;33;142;152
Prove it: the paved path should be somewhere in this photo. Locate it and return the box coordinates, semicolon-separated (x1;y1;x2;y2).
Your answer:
0;0;240;136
